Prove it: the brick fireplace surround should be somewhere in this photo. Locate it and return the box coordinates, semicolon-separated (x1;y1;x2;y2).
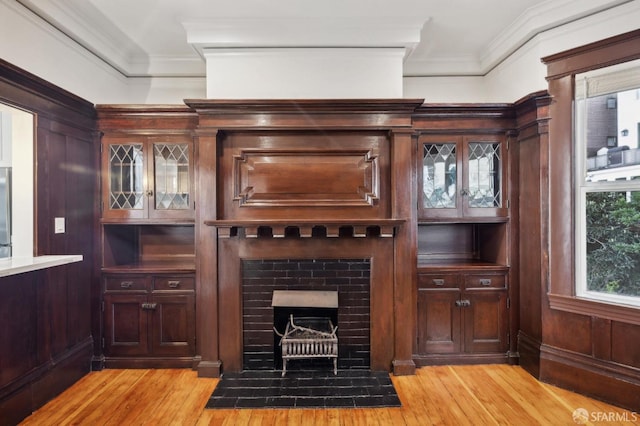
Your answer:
243;258;371;371
189;99;422;377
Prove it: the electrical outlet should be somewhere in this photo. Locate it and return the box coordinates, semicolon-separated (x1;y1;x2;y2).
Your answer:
54;217;65;234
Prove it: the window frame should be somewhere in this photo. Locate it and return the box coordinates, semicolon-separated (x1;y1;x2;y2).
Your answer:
543;29;640;325
574;67;640;308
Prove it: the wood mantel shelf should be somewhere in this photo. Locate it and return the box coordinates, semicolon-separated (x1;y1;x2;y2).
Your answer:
205;219;405;238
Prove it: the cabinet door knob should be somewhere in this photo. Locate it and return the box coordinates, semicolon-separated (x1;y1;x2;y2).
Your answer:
168;280;180;288
146;190;154;196
455;299;471;307
432;279;445;286
480;279;492;286
141;302;157;310
120;281;133;288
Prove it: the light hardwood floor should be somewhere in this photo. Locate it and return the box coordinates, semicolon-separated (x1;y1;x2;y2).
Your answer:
19;365;638;425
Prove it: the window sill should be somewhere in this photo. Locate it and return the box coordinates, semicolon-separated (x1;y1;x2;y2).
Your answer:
548;293;640;326
0;255;83;278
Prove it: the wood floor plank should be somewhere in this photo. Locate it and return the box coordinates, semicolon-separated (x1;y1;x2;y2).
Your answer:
19;369;126;426
448;365;538;425
55;369;148;425
103;369;180;425
143;370;214;425
486;365;577;425
392;374;436;425
19;365;638;426
170;374;220;426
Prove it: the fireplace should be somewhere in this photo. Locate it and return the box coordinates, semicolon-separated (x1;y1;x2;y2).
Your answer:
271;290;339;376
191;99;420;378
243;260;370;371
207;222;400;373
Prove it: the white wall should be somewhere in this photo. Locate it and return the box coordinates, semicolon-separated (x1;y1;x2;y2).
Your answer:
2;0;640;105
0;0;205;104
0;104;34;257
205;48;405;99
405;0;640;103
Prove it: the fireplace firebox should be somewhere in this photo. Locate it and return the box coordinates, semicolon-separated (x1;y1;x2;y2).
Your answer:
243;260;369;371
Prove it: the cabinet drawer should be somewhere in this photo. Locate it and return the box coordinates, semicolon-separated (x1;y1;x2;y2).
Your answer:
105;277;148;292
153;276;195;291
418;274;459;289
464;274;506;289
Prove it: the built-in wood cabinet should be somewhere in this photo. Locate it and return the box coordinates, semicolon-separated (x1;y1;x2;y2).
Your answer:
103;274;195;363
97;106;198;369
416;271;508;360
418;134;508;220
413;107;516;365
101;135;194;221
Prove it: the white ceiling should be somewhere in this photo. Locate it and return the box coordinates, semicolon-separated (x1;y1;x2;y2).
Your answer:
18;0;631;78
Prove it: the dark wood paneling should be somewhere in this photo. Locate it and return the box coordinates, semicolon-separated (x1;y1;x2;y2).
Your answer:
0;59;97;424
233;149;379;207
536;31;640;410
391;129;417;375
218;131;390;220
611;321;640;366
540;346;640;411
542;29;640;79
514;93;551;377
0;273;39;385
591;317;612;361
185;99;422;130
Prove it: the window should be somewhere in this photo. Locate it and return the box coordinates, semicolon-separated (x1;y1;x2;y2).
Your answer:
575;59;640;307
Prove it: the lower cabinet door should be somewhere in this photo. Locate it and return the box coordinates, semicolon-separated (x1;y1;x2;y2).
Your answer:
463;290;508;353
104;294;149;356
150;293;195;357
417;288;462;354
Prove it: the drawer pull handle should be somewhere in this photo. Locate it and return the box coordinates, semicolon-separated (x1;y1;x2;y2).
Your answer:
480;279;492;286
432;279;445;286
141;302;157;310
120;281;133;288
168;280;180;288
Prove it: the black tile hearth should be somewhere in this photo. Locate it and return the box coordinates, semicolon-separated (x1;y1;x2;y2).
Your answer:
205;370;401;409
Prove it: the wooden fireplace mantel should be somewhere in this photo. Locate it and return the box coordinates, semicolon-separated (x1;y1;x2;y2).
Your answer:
204;219;405;238
192;99;418;377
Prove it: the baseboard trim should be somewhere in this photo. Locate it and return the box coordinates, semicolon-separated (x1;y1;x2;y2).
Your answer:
540;343;640;411
413;353;509;366
392;359;416;376
0;337;93;425
197;360;222;378
517;331;542;378
103;356;196;369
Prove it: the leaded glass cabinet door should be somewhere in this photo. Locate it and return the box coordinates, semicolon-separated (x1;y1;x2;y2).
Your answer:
419;136;463;218
102;136;194;220
103;138;146;219
462;136;507;217
149;140;194;219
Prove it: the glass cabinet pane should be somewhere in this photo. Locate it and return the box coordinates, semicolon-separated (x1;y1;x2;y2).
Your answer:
423;143;457;208
109;144;144;210
467;142;501;208
153;143;190;210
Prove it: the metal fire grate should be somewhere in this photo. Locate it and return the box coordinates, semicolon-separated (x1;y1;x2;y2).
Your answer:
275;315;338;377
